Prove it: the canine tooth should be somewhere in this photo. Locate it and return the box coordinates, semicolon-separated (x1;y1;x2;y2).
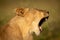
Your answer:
45;18;47;21
39;27;42;31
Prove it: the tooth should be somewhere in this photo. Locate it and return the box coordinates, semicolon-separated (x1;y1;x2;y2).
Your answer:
39;27;42;32
45;18;47;21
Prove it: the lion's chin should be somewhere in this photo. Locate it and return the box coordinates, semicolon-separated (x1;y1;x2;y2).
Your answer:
35;32;40;36
33;30;40;36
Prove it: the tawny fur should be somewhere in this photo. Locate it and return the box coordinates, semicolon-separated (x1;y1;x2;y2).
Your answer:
0;8;49;40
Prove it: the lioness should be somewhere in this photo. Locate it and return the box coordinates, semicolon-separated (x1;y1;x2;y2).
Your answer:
0;8;49;40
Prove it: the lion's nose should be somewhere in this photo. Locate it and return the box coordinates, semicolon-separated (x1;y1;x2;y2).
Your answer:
47;11;49;14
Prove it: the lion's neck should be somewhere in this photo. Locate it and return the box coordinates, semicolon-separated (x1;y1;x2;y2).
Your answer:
22;32;33;40
9;16;33;40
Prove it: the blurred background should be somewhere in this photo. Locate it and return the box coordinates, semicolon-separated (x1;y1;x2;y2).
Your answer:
0;0;60;40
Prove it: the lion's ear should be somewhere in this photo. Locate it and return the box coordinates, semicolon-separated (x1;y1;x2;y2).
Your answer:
15;8;24;16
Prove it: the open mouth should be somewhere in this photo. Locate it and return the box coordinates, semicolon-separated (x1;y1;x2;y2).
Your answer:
38;16;49;32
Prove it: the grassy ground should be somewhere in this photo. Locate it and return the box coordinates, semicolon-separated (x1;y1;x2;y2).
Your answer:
0;0;60;40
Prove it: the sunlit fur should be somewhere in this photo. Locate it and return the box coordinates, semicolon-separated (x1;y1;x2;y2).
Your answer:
0;8;49;40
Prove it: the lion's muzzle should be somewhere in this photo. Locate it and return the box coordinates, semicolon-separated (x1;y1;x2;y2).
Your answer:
38;11;49;32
